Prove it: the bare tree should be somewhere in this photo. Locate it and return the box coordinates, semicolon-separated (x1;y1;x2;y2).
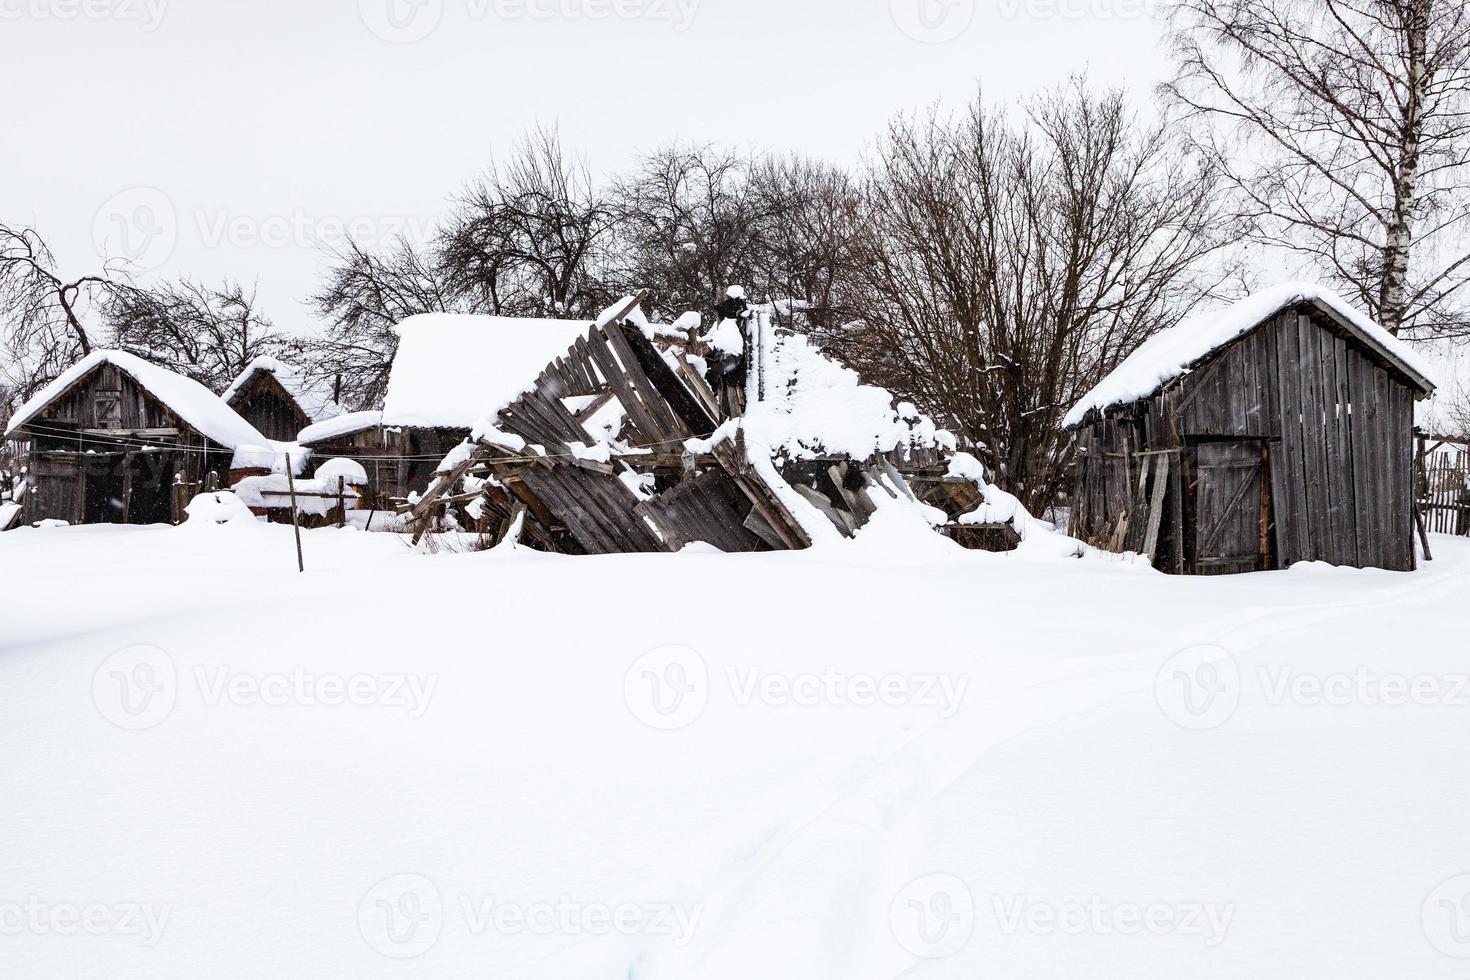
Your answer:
840;82;1232;513
0;224;120;399
306;236;464;408
608;143;777;317
747;155;867;335
439;126;615;318
1166;0;1470;334
104;278;286;390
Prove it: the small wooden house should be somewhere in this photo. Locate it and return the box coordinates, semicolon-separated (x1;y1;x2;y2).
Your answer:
296;411;403;511
4;351;267;526
222;357;341;442
1066;285;1436;574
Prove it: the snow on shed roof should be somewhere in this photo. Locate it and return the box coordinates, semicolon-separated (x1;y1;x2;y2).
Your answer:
222;356;342;424
381;313;597;429
1063;283;1438;429
298;410;384;445
5;349;266;450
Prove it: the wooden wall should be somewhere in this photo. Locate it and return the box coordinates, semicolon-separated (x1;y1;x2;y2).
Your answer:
1070;303;1421;573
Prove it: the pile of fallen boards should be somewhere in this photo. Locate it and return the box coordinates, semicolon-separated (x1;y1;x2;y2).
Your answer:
403;300;1002;554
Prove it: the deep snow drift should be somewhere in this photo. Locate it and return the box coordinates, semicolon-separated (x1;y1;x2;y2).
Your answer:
1;518;1468;979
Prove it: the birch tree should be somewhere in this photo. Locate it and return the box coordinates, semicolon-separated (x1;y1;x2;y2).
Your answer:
1166;0;1470;334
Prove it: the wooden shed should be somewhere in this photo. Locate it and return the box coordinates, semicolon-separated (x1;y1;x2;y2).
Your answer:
295;411;405;511
1065;285;1436;574
221;357;341;442
3;350;268;526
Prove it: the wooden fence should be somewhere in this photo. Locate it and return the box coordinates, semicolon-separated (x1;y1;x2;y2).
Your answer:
1418;436;1470;536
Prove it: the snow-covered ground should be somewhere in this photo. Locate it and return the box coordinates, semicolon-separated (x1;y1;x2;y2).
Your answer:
2;518;1468;978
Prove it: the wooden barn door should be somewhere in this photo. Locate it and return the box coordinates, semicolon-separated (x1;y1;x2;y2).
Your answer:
1193;441;1273;575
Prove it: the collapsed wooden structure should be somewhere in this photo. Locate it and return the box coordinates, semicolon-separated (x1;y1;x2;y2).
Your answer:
1066;287;1436;574
402;296;970;553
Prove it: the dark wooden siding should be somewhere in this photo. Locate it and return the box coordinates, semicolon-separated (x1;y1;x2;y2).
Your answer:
228;373;310;442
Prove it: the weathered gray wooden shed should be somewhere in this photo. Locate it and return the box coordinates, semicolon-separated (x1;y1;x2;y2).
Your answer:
1065;286;1436;574
3;350;266;526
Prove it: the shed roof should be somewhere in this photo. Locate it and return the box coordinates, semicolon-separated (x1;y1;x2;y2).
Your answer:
222;356;342;424
1064;283;1438;429
298;410;385;445
380;313;598;429
5;349;266;450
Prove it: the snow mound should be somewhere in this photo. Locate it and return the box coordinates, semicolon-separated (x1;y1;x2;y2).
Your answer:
948;453;1089;559
315;457;370;487
184;491;258;526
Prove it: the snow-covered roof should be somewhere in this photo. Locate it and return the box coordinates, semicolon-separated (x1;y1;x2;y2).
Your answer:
381;313;595;429
298;410;384;445
5;349;266;450
1064;283;1438;429
222;356;342;424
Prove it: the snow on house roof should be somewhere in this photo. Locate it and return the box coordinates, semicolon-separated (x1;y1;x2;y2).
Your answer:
222;356;342;424
1063;282;1439;429
298;410;384;445
5;349;266;450
381;313;595;430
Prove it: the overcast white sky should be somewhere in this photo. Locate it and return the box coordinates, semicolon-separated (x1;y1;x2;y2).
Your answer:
0;0;1173;335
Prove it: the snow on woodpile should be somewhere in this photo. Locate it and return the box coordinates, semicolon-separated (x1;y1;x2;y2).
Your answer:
381;313;594;429
1064;282;1439;428
297;410;383;445
4;349;265;449
233;474;360;516
221;356;343;424
183;491;258;525
740;327;953;462
947;452;1088;558
230;442;311;476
